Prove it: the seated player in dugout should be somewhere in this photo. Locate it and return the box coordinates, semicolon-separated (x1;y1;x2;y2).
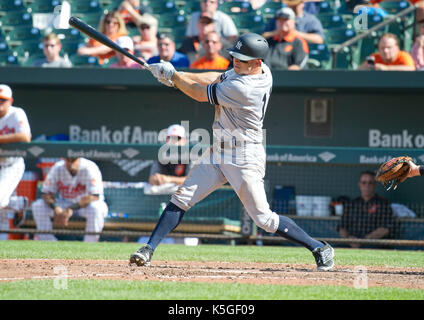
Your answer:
148;124;191;187
338;171;394;248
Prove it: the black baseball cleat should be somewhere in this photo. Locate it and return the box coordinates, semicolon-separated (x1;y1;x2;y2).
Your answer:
312;241;335;271
129;244;153;267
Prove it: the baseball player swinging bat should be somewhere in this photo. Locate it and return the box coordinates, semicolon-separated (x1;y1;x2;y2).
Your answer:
68;16;149;68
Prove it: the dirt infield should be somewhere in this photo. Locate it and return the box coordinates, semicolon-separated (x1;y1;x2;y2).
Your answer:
1;259;424;289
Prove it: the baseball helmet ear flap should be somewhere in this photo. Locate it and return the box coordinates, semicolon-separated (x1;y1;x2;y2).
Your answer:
227;33;269;61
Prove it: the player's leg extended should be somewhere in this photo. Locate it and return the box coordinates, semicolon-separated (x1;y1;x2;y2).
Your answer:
130;149;228;266
31;199;59;241
77;200;108;242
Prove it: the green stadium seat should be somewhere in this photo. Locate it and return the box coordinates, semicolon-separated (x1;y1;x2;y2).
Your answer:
0;0;26;12
258;1;284;23
179;0;201;16
0;11;33;32
13;40;43;58
219;1;253;14
324;27;356;45
318;13;347;30
99;0;122;12
70;54;100;67
54;28;84;42
73;12;103;28
0;40;9;53
308;43;332;70
101;56;118;67
324;27;358;69
66;0;103;14
5;26;41;47
231;13;264;34
378;0;411;14
158;12;187;30
60;40;83;56
0;51;19;66
26;0;61;14
20;53;45;66
147;0;178;17
318;1;336;14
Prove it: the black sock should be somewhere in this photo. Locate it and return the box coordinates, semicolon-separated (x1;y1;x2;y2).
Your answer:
147;202;185;251
275;215;323;251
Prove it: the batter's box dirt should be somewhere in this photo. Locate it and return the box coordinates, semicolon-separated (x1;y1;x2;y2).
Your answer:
1;259;424;289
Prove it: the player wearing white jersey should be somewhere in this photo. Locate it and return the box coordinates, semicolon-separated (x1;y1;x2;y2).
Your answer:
32;157;108;242
130;33;334;271
0;85;31;240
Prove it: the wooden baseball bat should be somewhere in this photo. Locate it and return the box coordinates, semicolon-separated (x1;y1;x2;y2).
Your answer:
68;16;149;68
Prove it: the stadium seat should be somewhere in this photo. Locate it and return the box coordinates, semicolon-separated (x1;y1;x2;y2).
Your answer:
324;27;358;69
378;0;411;14
100;0;122;12
0;51;19;66
231;13;264;34
20;53;45;66
101;56;118;67
219;1;253;14
307;43;332;70
60;40;83;56
147;0;178;17
0;0;26;12
5;26;41;47
318;1;336;14
259;1;284;24
0;11;33;32
72;12;103;28
179;0;201;16
13;40;43;58
158;12;187;30
318;13;348;30
0;40;8;53
54;28;84;42
69;54;100;67
26;0;61;14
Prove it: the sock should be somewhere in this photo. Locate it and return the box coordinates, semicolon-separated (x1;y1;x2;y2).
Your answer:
275;215;323;251
147;202;185;251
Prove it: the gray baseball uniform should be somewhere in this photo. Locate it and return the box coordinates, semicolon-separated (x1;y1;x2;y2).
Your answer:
171;63;280;233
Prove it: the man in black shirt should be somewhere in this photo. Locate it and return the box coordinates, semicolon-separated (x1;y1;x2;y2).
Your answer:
339;171;394;248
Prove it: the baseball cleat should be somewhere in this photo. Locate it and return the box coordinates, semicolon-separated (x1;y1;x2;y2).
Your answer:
312;241;335;271
129;244;153;267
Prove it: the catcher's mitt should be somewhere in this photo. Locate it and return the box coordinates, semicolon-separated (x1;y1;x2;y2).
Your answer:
53;209;73;227
376;156;413;190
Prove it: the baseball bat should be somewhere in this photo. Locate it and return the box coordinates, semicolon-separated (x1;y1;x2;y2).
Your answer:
68;16;149;68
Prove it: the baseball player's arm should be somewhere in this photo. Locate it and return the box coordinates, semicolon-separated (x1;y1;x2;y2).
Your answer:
179;71;223;86
172;72;220;102
73;194;99;209
0;132;31;144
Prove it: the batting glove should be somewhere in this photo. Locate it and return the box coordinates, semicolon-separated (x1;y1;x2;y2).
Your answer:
148;60;176;82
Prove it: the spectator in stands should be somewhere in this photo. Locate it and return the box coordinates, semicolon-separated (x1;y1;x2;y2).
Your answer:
109;36;142;68
411;22;424;70
147;124;191;193
77;11;128;65
118;0;156;28
179;11;232;64
147;34;190;68
263;0;325;44
132;14;158;60
33;33;72;68
264;7;309;70
338;171;394;248
185;0;239;43
31;157;108;242
190;32;230;70
358;33;416;71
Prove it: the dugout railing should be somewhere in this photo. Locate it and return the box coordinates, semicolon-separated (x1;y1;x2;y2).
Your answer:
0;141;423;248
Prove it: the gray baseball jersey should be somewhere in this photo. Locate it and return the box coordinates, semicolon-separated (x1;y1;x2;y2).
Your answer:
171;62;280;234
207;63;272;144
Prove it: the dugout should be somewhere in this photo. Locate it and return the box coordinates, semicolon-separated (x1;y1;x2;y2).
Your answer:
1;67;424;245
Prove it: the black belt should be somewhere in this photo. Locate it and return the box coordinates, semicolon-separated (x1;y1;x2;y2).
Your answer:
219;141;261;149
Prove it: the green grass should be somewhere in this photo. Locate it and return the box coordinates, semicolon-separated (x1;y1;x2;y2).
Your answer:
1;240;423;268
1;240;423;300
1;279;423;300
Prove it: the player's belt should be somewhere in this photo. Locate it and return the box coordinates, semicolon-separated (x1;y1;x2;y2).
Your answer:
219;140;261;149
